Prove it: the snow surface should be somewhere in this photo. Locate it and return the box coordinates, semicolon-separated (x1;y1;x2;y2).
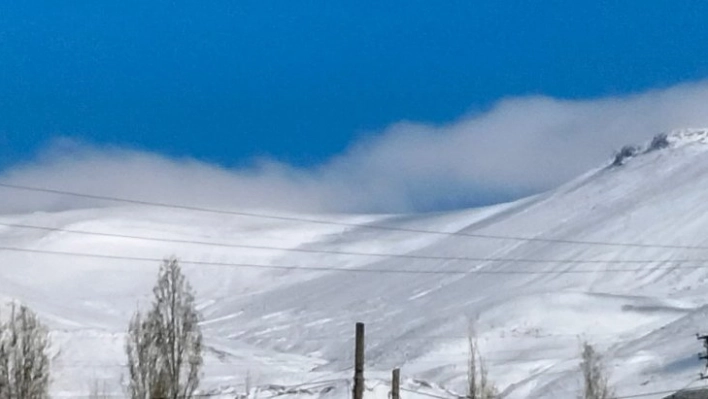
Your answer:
4;130;708;398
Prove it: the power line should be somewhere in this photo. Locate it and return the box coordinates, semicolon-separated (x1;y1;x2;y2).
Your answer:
3;221;707;265
49;327;624;340
395;355;662;364
57;331;626;343
247;333;621;341
56;352;657;367
0;244;706;274
2;181;706;250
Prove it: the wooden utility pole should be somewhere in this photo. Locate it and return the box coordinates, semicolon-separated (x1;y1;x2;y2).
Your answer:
353;322;365;399
698;333;708;379
391;368;400;399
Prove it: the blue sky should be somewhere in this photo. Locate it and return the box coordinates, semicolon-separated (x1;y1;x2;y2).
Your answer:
3;1;708;213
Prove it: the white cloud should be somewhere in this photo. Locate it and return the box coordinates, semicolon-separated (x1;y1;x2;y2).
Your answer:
3;80;708;214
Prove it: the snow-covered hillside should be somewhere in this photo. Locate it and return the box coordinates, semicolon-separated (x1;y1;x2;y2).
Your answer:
4;129;708;398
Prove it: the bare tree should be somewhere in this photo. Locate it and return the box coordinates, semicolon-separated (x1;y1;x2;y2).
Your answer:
126;258;203;399
466;327;497;399
580;342;614;399
0;303;50;399
126;310;162;399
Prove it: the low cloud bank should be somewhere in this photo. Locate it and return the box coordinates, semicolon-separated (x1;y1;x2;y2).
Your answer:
4;81;708;214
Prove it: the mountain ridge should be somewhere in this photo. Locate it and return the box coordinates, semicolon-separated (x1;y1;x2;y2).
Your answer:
2;131;708;398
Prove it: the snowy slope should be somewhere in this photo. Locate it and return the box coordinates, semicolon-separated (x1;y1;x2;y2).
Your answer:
4;129;708;398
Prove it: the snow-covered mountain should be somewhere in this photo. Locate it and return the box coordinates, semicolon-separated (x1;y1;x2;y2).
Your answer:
4;129;708;398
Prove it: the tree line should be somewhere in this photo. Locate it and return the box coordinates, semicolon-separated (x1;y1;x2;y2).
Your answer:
1;258;616;399
1;258;202;399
